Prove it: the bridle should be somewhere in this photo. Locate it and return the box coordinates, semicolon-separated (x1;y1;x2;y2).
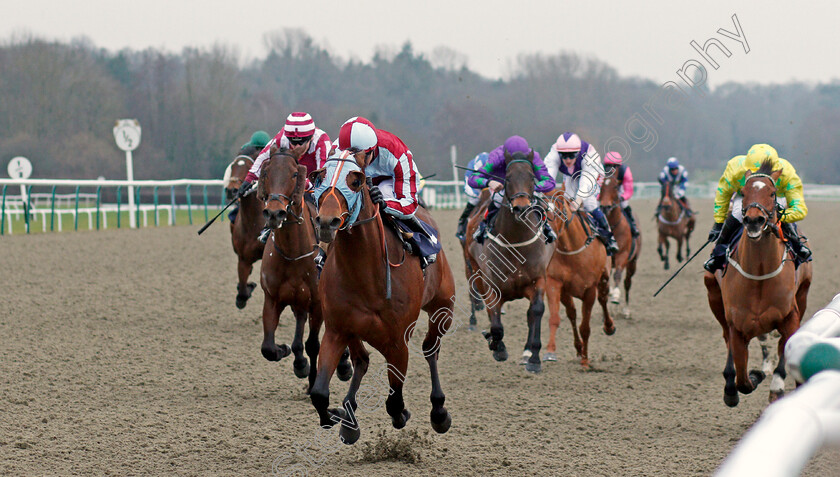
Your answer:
742;173;781;237
502;157;547;226
261;152;305;226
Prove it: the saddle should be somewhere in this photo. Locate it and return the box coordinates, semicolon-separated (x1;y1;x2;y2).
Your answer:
385;215;441;266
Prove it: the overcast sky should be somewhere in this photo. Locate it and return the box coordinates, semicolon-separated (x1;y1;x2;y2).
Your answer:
2;0;839;87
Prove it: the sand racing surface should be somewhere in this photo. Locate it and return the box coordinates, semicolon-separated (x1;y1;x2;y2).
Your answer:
2;198;839;476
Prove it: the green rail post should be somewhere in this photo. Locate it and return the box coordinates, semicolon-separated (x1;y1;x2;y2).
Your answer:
1;185;6;235
135;186;141;228
153;186;159;227
202;185;209;222
74;185;80;231
95;186;102;230
116;186;122;229
50;186;57;231
170;186;176;226
186;184;193;225
25;185;31;234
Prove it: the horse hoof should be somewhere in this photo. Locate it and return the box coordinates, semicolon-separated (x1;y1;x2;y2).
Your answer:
392;409;411;429
519;349;532;365
235;295;248;309
247;282;257;292
430;409;452;434
526;361;542;374
664;263;670;270
339;422;361;445
604;324;616;336
492;343;508;362
474;301;485;312
261;344;291;362
337;361;353;382
481;330;492;343
467;324;477;331
293;359;310;379
723;392;739;407
749;370;766;388
769;390;784;403
543;352;557;362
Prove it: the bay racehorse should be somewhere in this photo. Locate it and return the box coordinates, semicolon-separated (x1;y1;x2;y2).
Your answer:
224;155;264;308
704;160;812;406
463;150;553;373
309;151;456;444
599;174;641;318
544;188;614;367
656;181;695;270
258;147;351;391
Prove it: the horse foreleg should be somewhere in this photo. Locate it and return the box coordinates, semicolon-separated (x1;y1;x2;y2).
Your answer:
522;282;545;373
623;257;638;318
704;273;728;346
771;309;801;402
423;303;453;434
336;338;369;445
291;306;309;379
731;329;764;396
261;297;290;362
483;301;507;362
723;350;738;407
598;271;614;335
675;236;684;263
304;302;323;394
310;330;348;429
757;333;776;377
235;258;256;309
610;267;624;305
383;347;411;429
560;289;582;359
544;279;562;360
579;287;596;368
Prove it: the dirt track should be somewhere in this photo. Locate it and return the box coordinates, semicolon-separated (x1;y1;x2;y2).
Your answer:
2;198;839;476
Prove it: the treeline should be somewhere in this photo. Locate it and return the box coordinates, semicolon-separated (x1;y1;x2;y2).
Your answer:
1;30;839;183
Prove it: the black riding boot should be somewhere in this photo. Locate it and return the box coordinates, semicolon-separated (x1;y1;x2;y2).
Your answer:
258;226;271;244
455;202;476;241
622;205;640;237
542;220;557;244
591;208;619;256
781;221;812;262
473;203;499;245
679;198;694;217
703;215;741;272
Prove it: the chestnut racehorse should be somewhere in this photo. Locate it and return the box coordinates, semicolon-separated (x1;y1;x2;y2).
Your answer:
258;147;351;391
544;189;614;367
224;155;264;308
463;150;553;373
656;181;695;270
599;175;641;318
309;151;456;445
704;160;812;406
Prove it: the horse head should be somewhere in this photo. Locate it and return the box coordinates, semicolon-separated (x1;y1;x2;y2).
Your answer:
503;150;537;217
660;181;674;209
258;145;306;230
599;172;620;213
224;155;254;201
312;150;368;243
742;159;782;240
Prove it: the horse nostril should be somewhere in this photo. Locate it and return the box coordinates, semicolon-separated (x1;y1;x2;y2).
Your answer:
263;209;271;221
329;218;341;229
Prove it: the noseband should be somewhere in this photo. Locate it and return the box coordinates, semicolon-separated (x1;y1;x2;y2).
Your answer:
263;153;304;226
503;158;540;217
742;173;779;235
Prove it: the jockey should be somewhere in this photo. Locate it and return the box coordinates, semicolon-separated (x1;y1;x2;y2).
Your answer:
469;136;556;245
226;130;270;223
238;112;332;243
336;116;437;267
455;151;489;241
703;144;811;272
658;157;693;217
544;132;619;255
602;151;640;237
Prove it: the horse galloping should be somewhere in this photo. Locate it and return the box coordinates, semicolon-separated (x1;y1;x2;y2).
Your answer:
599;175;641;318
656;181;695;270
463;150;554;373
225;155;264;309
544;189;614;367
309;151;456;445
704;161;812;406
258;147;351;391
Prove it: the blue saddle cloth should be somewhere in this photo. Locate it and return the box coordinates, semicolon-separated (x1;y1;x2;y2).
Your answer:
392;217;441;258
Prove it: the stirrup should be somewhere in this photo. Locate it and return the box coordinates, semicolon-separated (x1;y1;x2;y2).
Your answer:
258;227;271;244
473;223;487;244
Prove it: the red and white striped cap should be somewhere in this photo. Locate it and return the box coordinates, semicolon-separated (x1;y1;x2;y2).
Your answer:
338;116;377;152
283;112;316;138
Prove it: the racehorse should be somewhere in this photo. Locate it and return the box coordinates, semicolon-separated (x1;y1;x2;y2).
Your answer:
309;151;457;445
599;174;641;318
656;181;695;270
703;160;812;406
463;150;554;373
258;147;351;391
543;188;615;368
224;155;264;309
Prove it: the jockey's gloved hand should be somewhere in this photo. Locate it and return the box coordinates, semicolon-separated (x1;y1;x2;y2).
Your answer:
708;222;723;242
368;185;386;210
237;180;253;198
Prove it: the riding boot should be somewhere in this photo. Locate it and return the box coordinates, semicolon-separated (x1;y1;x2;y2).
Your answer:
780;221;812;262
314;247;326;278
622;205;640;237
679;197;694;217
473;203;499;245
542;221;557;244
228;205;239;224
258;226;271;244
591;208;619;256
455;202;476;241
703;215;741;272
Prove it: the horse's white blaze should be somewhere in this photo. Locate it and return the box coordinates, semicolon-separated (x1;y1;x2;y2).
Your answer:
770;374;785;393
752;181;766;190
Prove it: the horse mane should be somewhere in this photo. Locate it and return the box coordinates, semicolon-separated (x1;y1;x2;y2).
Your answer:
755;158;775;176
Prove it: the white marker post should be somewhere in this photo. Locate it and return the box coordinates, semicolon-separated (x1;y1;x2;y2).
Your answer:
450;145;461;208
113;119;141;228
8;156;33;233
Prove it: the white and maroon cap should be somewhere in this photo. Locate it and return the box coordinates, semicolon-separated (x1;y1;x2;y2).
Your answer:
338;116;377;152
284;112;315;138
